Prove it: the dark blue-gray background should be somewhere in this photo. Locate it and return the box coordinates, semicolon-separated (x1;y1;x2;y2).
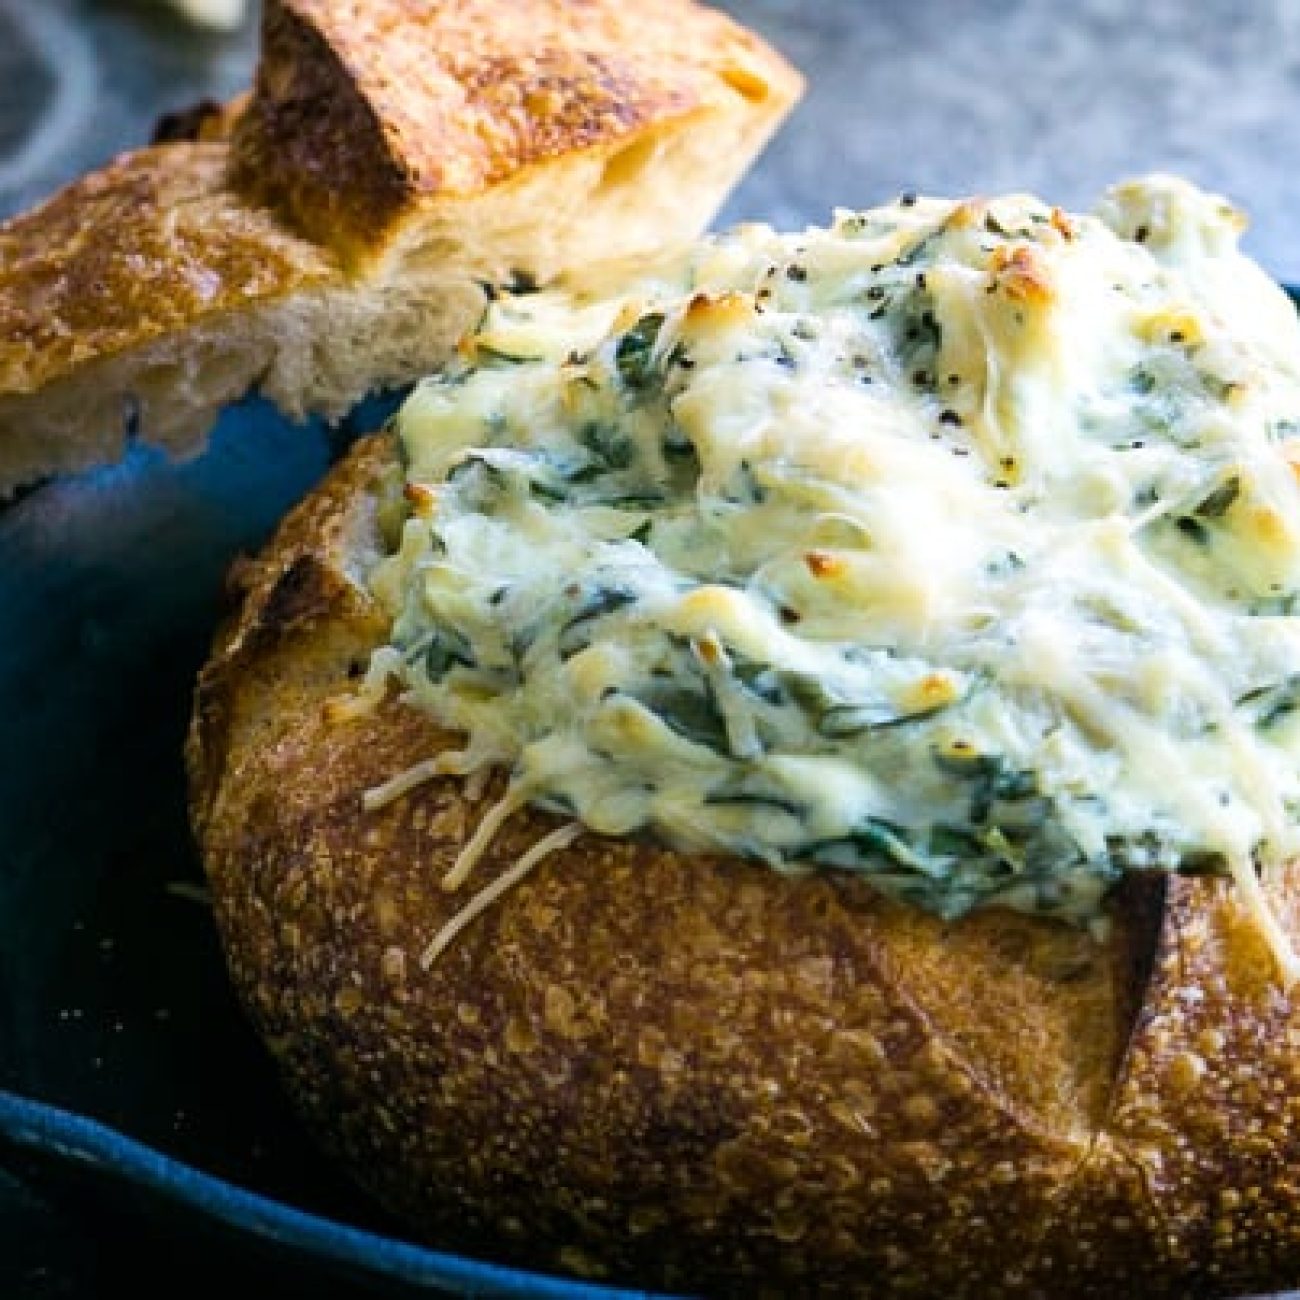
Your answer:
2;2;1299;1297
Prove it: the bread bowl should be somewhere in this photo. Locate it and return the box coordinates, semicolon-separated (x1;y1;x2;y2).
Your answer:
188;176;1300;1296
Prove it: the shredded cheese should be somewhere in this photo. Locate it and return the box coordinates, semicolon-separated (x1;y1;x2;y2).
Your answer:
420;823;583;967
442;784;532;892
361;748;490;812
1228;850;1300;985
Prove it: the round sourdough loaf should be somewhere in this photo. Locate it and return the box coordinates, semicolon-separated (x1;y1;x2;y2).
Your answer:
187;432;1300;1299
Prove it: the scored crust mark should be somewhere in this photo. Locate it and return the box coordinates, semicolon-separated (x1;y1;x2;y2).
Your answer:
1090;872;1300;1294
1093;870;1171;1125
1010;873;1173;1292
243;553;353;653
186;434;395;837
1027;869;1300;1296
234;0;803;263
187;435;1300;1294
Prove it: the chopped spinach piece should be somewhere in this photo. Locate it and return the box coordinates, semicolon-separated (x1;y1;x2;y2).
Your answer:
420;626;476;680
558;586;639;658
704;788;807;818
638;683;731;753
1238;674;1300;731
1193;475;1240;519
616;313;666;392
579;420;637;472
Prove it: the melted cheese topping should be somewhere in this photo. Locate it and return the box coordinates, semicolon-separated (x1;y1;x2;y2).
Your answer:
370;174;1300;961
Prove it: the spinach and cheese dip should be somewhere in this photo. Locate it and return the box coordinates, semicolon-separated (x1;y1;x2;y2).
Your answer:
368;174;1300;962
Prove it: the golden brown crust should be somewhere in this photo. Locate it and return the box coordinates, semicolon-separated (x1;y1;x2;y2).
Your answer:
0;142;338;397
233;0;803;262
188;436;1300;1296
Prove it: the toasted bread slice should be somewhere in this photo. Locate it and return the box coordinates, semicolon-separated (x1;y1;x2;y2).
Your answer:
235;0;803;271
0;0;801;497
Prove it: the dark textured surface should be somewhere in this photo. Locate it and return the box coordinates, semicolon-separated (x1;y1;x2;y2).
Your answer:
3;2;1300;1297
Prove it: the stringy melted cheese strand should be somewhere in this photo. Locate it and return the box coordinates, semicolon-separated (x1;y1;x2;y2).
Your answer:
442;785;532;892
420;823;584;968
